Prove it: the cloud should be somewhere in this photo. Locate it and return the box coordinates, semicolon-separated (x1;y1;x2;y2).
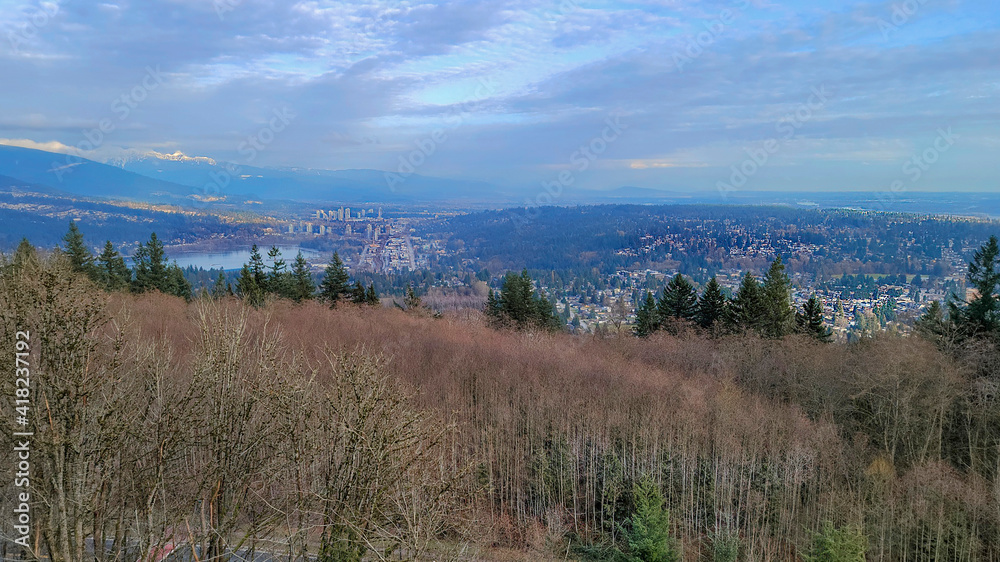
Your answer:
0;138;82;155
0;0;997;190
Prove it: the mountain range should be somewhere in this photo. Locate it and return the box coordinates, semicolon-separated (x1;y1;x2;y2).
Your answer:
0;145;516;206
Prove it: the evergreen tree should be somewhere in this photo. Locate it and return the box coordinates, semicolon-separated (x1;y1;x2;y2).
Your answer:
949;235;1000;337
656;273;698;326
350;281;367;304
248;244;267;289
760;256;795;339
319;252;350;307
130;233;187;298
211;271;230;299
166;264;192;301
634;291;659;338
916;300;947;339
365;283;380;306
95;240;131;292
727;272;763;333
62;221;94;277
620;477;679;562
266;246;293;298
486;289;501;318
236;264;266;307
533;289;561;330
289;252;315;303
486;270;560;330
403;284;422;311
797;295;832;342
696;276;727;330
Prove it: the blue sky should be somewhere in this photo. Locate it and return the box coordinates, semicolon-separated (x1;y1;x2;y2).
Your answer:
1;0;999;193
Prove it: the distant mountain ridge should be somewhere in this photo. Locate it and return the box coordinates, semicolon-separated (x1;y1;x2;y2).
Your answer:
0;144;514;205
0;145;195;202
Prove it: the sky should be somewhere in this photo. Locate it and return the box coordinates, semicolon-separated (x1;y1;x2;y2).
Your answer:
1;0;999;195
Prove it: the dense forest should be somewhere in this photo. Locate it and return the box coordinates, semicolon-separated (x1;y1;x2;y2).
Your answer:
434;205;998;281
1;233;999;561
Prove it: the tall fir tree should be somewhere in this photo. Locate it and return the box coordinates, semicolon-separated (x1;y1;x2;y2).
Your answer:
236;263;266;307
211;271;230;299
949;235;1000;337
403;284;422;311
365;283;380;306
62;221;95;277
634;291;659;337
95;240;131;292
656;273;698;324
266;246;293;298
486;270;560;330
696;276;727;330
727;272;763;333
350;281;367;304
318;252;350;307
130;233;189;299
797;295;833;342
289;251;315;303
760;256;795;339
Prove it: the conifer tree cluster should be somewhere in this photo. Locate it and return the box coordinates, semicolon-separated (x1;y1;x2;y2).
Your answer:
919;235;1000;349
634;257;832;341
61;222;191;299
484;269;561;331
234;245;316;306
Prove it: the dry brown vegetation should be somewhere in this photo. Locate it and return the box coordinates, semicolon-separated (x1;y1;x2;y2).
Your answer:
2;251;999;561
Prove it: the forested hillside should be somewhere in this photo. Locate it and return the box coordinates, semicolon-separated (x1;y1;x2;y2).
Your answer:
1;244;999;561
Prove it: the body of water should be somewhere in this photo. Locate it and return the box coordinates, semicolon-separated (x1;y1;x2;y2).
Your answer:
168;246;325;270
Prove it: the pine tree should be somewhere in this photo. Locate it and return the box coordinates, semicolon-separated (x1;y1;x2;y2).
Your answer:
486;289;501;319
211;271;229;299
634;291;659;337
620;477;679;562
62;221;95;276
403;284;422;311
760;256;795;339
487;270;560;330
696;276;727;330
797;295;832;342
319;252;350;307
289;251;314;303
949;235;1000;337
350;281;367;304
236;264;265;307
248;244;267;290
131;233;182;297
95;240;131;292
533;289;561;330
266;246;293;298
727;272;763;333
166;264;192;301
656;274;698;327
365;283;379;306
